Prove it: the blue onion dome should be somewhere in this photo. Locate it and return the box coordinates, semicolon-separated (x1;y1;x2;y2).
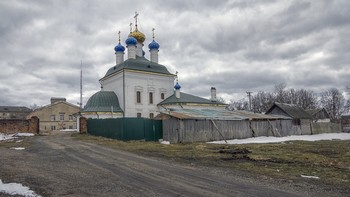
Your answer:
174;82;181;90
114;43;125;52
125;36;137;45
148;40;160;50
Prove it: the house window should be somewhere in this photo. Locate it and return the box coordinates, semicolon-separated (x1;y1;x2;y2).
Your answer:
137;113;142;118
51;125;56;131
136;91;141;103
69;115;73;120
149;113;154;119
50;115;55;121
149;92;153;104
161;93;165;100
69;126;73;129
60;114;64;121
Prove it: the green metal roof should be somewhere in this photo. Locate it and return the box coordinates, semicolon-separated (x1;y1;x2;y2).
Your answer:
102;56;173;80
82;91;123;112
158;92;225;106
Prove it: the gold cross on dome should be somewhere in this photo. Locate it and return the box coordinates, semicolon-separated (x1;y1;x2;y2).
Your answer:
175;71;179;82
118;31;121;42
134;11;139;30
152;28;155;40
129;22;133;33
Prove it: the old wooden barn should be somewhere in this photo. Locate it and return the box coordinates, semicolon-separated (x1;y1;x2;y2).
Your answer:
159;109;300;143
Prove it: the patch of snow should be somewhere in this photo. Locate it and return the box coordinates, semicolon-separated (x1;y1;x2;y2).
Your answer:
10;147;25;150
0;179;42;197
301;175;320;179
161;141;170;145
159;139;170;145
0;134;15;141
14;133;35;137
16;140;23;143
208;133;350;145
60;129;78;132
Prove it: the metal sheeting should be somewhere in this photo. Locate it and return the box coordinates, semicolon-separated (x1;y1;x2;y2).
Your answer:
160;109;290;121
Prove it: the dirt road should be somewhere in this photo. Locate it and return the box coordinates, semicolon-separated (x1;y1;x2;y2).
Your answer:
0;132;337;196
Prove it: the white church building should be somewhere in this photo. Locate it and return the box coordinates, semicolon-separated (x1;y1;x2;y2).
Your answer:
81;15;226;119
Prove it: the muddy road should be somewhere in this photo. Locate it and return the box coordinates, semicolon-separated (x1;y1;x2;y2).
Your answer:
0;132;340;196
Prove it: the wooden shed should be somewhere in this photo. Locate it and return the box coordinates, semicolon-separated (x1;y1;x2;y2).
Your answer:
306;108;331;123
265;102;312;135
159;109;294;143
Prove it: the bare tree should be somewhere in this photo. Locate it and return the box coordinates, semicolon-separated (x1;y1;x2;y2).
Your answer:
227;99;248;111
320;88;348;121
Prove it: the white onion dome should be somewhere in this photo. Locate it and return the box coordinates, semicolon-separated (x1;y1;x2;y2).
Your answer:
174;82;181;90
148;40;160;50
125;36;137;45
114;43;125;52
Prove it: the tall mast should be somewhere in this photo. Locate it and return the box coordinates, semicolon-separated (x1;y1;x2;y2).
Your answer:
80;60;83;110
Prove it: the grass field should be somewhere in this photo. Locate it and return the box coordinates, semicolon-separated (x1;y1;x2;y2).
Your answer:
72;133;350;188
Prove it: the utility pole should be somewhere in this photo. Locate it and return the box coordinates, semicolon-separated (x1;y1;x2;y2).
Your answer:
79;60;83;110
246;91;253;111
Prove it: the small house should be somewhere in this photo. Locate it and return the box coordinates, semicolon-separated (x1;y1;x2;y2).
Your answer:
306;108;330;123
27;98;80;132
265;102;312;134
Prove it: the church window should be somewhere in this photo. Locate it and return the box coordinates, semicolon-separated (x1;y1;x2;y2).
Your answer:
149;92;153;104
60;114;64;121
137;113;142;118
69;126;73;129
50;115;55;121
161;93;165;100
51;125;56;130
149;113;154;119
69;115;73;120
136;91;141;103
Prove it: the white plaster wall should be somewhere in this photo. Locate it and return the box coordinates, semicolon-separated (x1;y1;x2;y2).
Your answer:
100;70;174;118
124;71;174;117
100;73;124;110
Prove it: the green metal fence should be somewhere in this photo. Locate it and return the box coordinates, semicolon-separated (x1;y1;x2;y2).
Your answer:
87;118;163;141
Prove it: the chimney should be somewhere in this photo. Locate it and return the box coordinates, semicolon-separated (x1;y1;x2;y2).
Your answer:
211;87;217;101
51;97;66;104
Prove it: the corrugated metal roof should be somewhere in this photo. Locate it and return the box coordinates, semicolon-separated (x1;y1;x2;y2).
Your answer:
161;109;290;120
158;92;225;106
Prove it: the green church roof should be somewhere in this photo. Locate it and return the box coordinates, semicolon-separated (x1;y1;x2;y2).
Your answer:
102;56;173;80
82;91;123;112
158;92;225;106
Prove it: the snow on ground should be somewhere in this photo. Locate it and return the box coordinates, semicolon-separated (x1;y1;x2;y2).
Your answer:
14;133;35;137
0;133;35;141
0;179;42;197
10;147;25;150
301;175;320;179
208;133;350;145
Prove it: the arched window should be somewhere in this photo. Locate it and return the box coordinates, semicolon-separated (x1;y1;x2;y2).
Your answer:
161;93;165;100
136;91;141;103
149;92;153;104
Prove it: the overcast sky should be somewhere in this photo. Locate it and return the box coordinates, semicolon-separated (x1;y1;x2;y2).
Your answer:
0;0;349;107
